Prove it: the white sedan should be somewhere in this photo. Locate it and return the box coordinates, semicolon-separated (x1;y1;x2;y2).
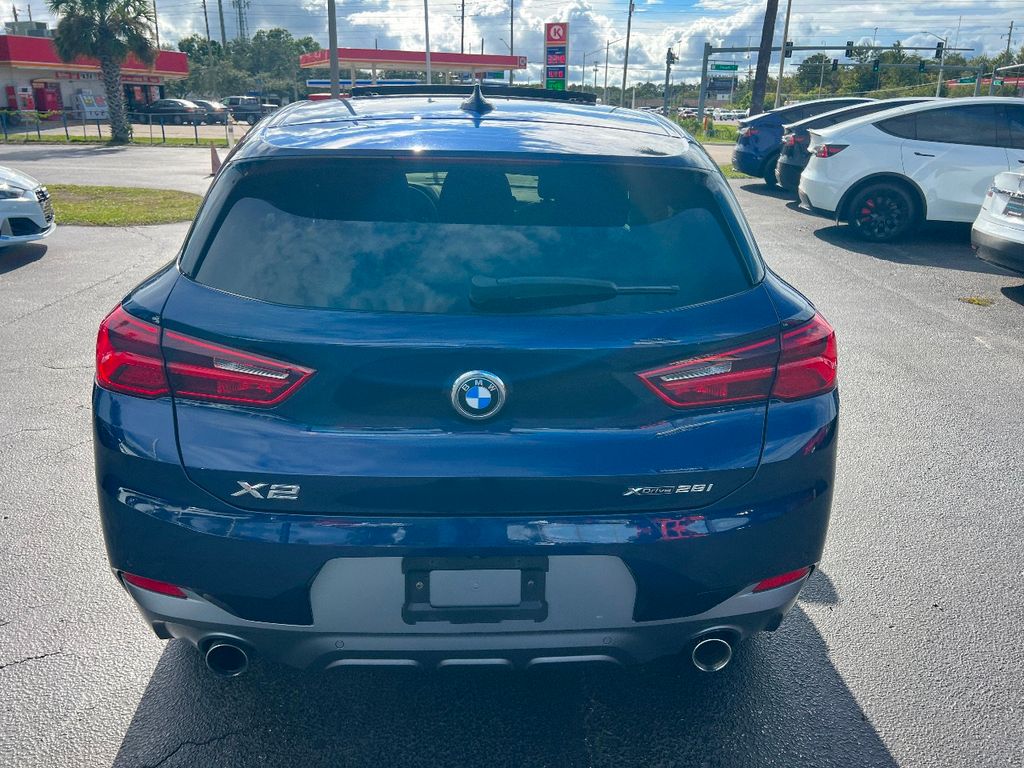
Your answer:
973;171;1024;275
0;165;55;246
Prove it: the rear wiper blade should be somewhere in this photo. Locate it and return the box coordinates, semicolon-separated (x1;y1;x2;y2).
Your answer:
470;276;679;310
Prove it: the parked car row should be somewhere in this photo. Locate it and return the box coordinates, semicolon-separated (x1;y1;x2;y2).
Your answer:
731;96;1024;274
130;96;277;126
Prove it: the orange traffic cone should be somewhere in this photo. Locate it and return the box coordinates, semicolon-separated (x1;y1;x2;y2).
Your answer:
210;146;222;176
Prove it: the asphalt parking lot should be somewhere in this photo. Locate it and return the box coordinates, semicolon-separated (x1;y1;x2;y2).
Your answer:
1;156;1022;767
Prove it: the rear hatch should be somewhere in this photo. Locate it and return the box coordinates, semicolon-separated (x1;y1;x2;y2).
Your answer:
163;155;781;516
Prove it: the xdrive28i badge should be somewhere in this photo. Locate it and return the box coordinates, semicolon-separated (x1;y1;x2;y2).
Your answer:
451;371;507;420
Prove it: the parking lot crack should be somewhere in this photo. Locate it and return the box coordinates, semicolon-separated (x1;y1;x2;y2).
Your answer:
0;649;63;672
140;731;242;768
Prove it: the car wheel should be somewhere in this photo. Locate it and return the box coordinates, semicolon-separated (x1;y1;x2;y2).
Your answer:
247;115;258;126
847;183;918;242
762;154;779;187
173;115;182;125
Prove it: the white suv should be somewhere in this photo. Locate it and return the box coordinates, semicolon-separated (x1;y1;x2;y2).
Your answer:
798;98;1024;241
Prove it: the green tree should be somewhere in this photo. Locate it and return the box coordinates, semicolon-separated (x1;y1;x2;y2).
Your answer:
47;0;157;142
795;53;831;93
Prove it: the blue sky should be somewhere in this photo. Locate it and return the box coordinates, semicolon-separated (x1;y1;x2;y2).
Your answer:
30;0;1022;84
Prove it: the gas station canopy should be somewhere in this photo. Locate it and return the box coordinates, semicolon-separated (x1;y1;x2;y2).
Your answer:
299;48;528;78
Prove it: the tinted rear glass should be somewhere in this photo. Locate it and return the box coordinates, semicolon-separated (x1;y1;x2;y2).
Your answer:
186;159;756;315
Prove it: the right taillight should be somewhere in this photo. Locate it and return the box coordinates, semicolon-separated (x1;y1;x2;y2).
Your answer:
738;126;758;138
637;314;837;409
814;143;848;158
772;314;838;400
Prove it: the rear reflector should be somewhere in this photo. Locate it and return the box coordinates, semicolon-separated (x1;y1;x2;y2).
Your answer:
753;566;811;592
96;304;315;407
637;314;837;409
96;306;170;398
122;572;187;598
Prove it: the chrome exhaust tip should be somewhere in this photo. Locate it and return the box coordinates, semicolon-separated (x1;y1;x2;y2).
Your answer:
204;641;250;678
691;636;733;672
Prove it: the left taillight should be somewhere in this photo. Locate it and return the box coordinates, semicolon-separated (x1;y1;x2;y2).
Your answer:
96;306;170;398
814;143;848;158
162;329;314;406
96;305;314;406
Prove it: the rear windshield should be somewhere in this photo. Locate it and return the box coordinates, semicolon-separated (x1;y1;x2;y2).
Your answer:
185;158;757;315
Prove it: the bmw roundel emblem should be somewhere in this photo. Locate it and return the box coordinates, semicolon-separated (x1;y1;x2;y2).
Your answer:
451;370;507;420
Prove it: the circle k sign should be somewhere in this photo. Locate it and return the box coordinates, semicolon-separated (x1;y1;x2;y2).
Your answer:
545;23;568;44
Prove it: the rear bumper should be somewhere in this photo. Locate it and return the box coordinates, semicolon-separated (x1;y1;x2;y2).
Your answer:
776;158;805;194
127;561;806;670
798;174;841;218
972;218;1024;276
731;146;768;177
95;389;838;669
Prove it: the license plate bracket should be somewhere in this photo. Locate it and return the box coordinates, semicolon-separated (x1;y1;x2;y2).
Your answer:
402;556;548;624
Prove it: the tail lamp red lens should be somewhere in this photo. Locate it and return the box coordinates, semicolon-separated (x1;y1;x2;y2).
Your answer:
738;126;758;138
162;330;314;406
122;572;187;598
753;566;811;592
814;143;848;158
96;305;314;406
637;314;837;408
96;306;170;398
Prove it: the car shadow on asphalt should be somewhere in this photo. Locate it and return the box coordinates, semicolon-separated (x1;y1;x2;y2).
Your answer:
0;243;46;274
110;574;896;768
812;222;1010;275
1000;282;1024;307
735;181;797;201
0;145;135;161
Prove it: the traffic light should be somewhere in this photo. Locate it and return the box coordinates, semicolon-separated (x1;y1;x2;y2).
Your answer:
831;59;838;72
918;60;926;72
784;40;794;58
872;59;880;73
934;41;944;59
845;40;854;58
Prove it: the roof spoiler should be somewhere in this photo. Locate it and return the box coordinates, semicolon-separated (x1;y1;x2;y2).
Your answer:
349;84;598;105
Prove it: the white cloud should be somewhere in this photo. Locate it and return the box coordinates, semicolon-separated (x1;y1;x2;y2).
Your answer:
35;0;1021;86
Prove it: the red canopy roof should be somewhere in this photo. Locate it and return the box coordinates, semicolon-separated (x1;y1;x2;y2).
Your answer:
0;35;188;77
300;47;526;73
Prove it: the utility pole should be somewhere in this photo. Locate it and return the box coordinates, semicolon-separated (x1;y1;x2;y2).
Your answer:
662;47;677;115
773;0;792;108
620;0;635;106
11;5;17;22
604;40;613;103
217;0;227;46
749;0;779;116
696;42;710;120
460;0;465;53
201;0;211;41
152;0;160;48
508;0;514;86
817;43;825;97
327;0;339;97
1005;20;1015;56
423;0;432;84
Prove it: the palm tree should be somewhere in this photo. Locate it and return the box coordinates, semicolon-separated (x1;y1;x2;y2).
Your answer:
47;0;157;143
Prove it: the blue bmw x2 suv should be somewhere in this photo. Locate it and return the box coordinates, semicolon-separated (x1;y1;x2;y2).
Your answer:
93;85;838;677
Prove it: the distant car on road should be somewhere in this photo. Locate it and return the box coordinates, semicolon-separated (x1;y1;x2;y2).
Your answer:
191;99;229;125
775;98;935;193
973;171;1024;274
222;95;274;125
93;84;838;677
732;97;873;185
136;98;204;125
799;98;1024;242
0;165;54;246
